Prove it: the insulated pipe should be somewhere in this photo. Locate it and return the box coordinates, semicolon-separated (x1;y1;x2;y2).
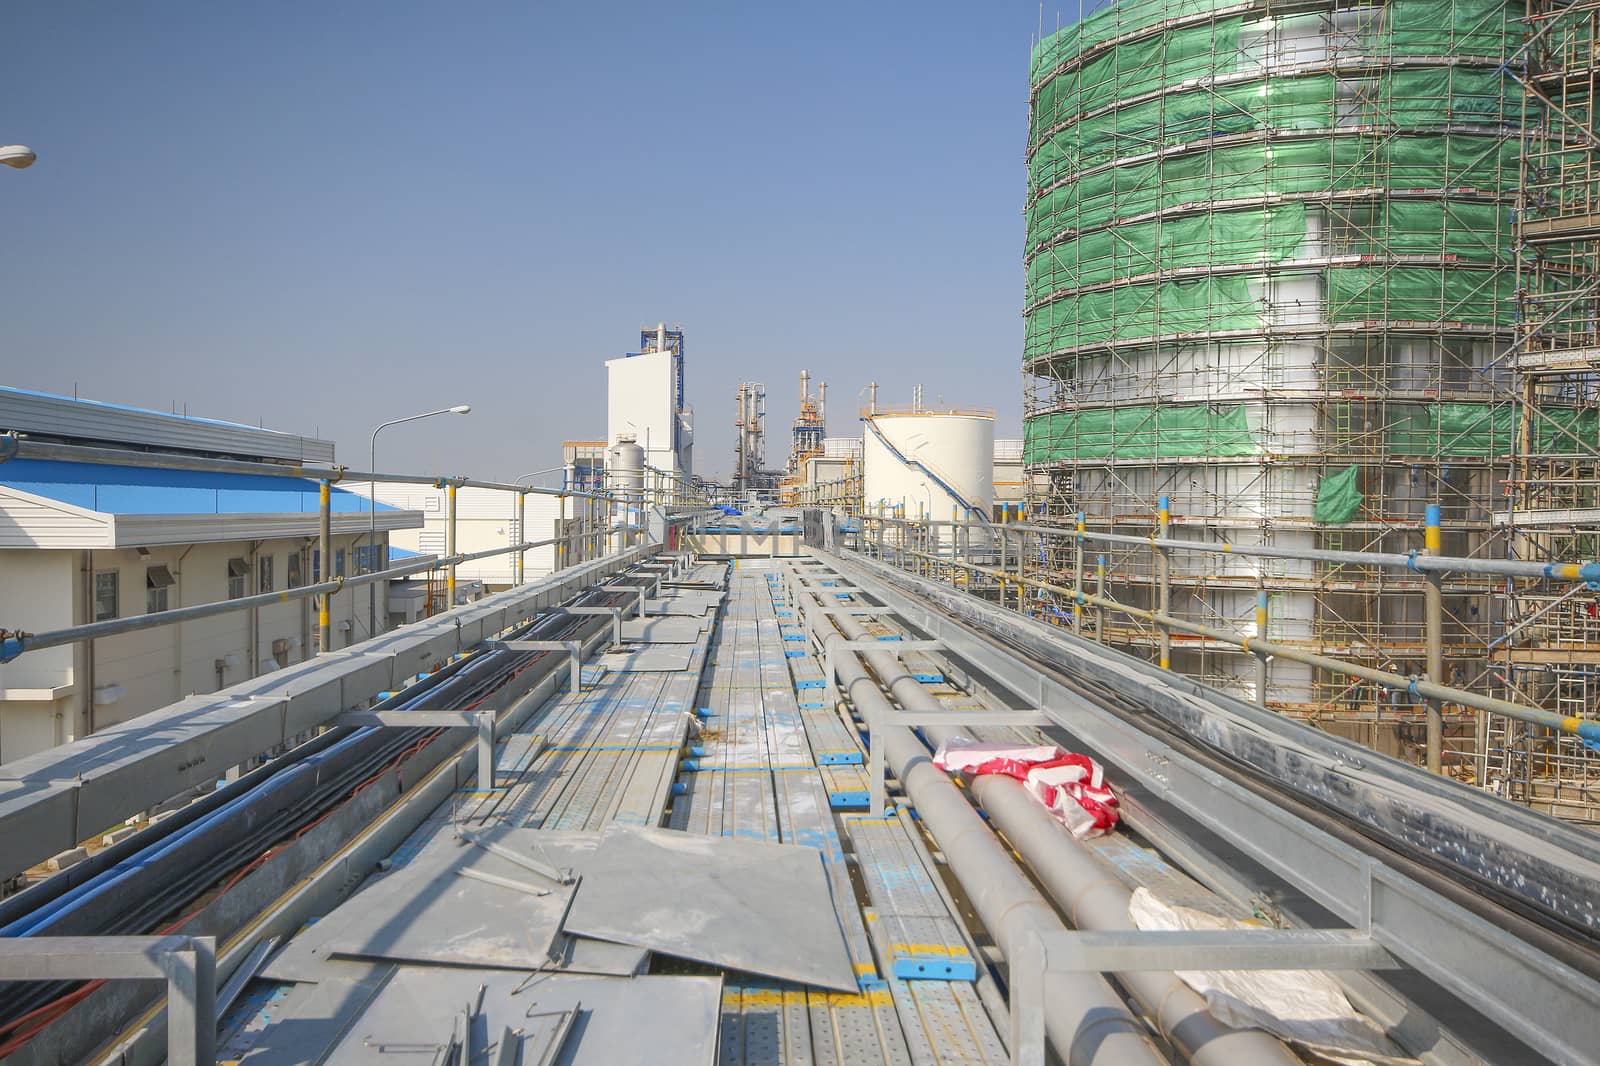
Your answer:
795;591;1166;1066
811;586;1300;1066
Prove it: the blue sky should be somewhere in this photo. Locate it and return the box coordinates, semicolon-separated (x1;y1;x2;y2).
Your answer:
2;2;1053;480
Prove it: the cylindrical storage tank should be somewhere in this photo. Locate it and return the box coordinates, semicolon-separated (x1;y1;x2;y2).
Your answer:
863;411;994;544
608;435;645;549
1021;0;1518;717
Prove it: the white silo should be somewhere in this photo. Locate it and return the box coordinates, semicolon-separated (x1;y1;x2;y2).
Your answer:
863;407;994;542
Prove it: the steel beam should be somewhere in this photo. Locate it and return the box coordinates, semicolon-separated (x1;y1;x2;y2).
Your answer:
0;936;216;1066
501;639;585;693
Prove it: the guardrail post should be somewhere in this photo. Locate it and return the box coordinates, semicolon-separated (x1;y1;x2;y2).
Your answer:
162;936;216;1066
1156;495;1171;670
477;710;496;792
1073;511;1086;633
1010;930;1047;1066
446;482;459;608
318;480;331;655
1424;503;1444;774
516;492;528;585
1014;523;1025;611
1095;553;1106;643
1255;589;1269;707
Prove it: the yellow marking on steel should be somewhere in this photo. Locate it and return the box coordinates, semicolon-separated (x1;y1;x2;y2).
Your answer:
891;943;971;958
1563;715;1583;734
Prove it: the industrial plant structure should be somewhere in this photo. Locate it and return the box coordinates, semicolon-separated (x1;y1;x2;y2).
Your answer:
1023;0;1515;757
606;323;693;481
732;381;776;494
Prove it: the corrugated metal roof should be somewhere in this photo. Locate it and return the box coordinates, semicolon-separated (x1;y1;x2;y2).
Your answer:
0;459;398;516
0;386;336;463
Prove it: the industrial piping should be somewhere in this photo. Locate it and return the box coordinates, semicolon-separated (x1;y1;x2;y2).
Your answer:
806;580;1301;1066
795;585;1168;1066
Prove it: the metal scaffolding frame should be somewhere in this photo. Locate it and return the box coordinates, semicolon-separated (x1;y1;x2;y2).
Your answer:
1021;0;1551;780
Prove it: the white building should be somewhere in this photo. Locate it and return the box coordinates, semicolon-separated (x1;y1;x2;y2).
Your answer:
0;388;423;764
368;482;608;592
605;324;693;477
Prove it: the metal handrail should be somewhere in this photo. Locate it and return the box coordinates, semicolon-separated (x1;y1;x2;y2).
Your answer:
849;503;1600;770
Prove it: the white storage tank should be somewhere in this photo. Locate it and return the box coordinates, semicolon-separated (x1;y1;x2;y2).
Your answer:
608;435;645;548
863;409;994;536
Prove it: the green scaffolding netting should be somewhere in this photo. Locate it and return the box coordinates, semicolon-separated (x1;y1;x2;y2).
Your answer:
1022;0;1519;360
1024;266;1510;356
1387;404;1600;456
1030;0;1520;87
1025;201;1505;302
1023;404;1259;463
1314;463;1365;524
1029;67;1516;188
1026;135;1516;250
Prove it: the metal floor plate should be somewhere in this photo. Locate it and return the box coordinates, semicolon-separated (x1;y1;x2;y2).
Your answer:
622;616;712;643
241;966;721;1066
322;834;573;969
564;825;859;993
600;644;698;671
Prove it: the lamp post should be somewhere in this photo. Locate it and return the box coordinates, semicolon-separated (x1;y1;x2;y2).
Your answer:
368;405;471;637
0;146;36;170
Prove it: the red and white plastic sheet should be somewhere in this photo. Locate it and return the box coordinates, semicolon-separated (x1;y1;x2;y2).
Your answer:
933;739;1119;839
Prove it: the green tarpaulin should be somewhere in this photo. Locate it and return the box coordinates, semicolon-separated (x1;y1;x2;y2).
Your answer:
1024;404;1258;463
1314;464;1364;524
1023;0;1520;360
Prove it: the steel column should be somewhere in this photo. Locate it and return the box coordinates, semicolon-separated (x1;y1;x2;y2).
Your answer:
318;479;332;655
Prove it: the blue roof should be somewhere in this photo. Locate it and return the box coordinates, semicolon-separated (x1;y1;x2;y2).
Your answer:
0;459;400;516
389;545;427;559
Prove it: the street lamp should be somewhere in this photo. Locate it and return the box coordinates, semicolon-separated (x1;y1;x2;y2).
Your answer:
368;405;471;637
0;146;36;170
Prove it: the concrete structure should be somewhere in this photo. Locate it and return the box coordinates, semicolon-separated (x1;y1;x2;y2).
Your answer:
606;323;692;477
0;389;422;764
863;407;995;534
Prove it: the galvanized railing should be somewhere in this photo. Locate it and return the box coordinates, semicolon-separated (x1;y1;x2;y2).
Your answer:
848;498;1600;774
0;434;715;663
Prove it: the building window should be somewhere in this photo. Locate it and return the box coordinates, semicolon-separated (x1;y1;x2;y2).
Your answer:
93;572;119;622
227;557;251;600
354;543;386;575
258;554;275;594
146;565;175;614
287;552;304;589
335;548;346;578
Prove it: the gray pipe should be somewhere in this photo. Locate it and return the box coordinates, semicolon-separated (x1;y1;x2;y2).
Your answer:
795;585;1167;1066
807;584;1299;1066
